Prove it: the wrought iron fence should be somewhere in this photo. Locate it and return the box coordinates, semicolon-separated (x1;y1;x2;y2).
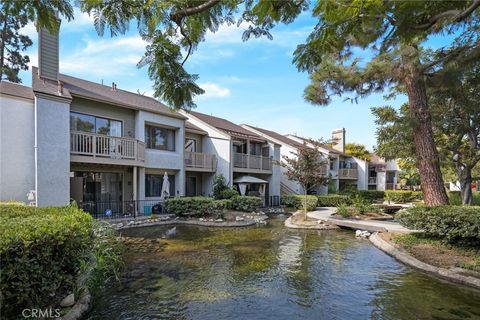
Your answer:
78;200;169;219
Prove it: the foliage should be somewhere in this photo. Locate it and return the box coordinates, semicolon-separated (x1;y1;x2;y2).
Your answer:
230;196;262;212
221;188;240;200
397;159;421;189
336;204;352;218
397;206;480;246
280;195;318;211
345;143;372;161
316;195;352;207
448;191;480;206
344;190;385;203
165;197;225;217
385;190;423;203
0;205;99;318
351;195;373;215
212;174;228;200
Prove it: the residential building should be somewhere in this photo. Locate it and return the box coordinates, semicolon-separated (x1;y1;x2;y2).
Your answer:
367;155;400;190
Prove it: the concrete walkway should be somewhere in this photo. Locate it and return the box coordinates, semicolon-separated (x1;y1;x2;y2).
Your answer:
307;207;412;233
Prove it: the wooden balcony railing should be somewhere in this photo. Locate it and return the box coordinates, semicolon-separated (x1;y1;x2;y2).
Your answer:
338;168;357;179
184;151;216;171
70;131;145;162
233;153;272;171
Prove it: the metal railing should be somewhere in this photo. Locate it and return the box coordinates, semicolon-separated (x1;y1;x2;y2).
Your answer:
338;168;358;179
368;177;377;184
233;153;272;171
78;200;169;219
70;131;145;162
184;151;217;171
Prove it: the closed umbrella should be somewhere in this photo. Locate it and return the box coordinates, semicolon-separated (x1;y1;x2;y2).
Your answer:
160;172;170;201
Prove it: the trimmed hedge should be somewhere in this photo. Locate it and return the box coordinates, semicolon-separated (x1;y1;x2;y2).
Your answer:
316;195;352;207
231;196;262;212
221;188;240;199
385;190;423;203
165;197;232;217
281;195;318;211
0;205;94;318
357;190;385;202
397;205;480;246
448;191;480;205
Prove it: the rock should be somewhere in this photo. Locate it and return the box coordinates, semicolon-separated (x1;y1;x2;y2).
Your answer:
355;230;362;237
60;293;75;307
355;230;371;238
215;219;223;222
235;216;245;221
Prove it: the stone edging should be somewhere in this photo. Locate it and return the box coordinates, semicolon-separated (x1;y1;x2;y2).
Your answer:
369;232;480;290
285;212;338;230
112;218;264;230
59;291;92;320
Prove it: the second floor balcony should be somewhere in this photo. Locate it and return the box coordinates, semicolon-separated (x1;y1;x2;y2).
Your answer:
185;151;217;172
233;153;272;172
70;131;145;166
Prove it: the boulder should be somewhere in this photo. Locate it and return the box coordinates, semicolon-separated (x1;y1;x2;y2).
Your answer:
60;293;75;307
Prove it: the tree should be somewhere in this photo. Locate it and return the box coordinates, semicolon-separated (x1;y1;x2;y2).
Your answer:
0;0;73;81
281;141;328;220
345;143;372;162
397;159;420;190
0;1;32;82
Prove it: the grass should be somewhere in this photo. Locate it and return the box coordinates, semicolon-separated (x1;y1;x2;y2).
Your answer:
393;233;480;272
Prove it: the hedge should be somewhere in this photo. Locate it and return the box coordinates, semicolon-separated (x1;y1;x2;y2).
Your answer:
0;205;94;318
397;205;480;246
316;195;352;207
357;190;385;202
231;196;262;212
385;190;423;203
281;195;318;211
448;191;480;205
165;197;231;217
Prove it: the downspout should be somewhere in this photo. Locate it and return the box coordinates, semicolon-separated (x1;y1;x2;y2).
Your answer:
34;96;38;207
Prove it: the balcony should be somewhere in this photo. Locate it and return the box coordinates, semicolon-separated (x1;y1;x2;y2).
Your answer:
233;153;272;173
368;177;377;184
338;168;358;179
185;151;217;172
70;131;145;166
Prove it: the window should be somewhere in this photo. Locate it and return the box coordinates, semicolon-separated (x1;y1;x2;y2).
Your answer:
145;125;175;151
250;142;262;155
70;112;122;137
145;174;175;197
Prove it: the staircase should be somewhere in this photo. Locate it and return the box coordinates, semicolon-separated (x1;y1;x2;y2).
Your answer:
281;182;299;195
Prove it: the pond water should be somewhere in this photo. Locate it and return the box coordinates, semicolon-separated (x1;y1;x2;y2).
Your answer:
87;217;480;320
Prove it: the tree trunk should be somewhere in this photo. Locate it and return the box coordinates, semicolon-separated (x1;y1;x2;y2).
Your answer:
403;62;449;206
457;164;473;205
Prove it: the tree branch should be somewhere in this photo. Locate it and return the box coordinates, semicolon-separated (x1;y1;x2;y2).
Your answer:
412;0;480;30
170;0;221;22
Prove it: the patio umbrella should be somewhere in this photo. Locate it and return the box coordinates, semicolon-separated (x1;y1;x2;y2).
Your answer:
160;172;170;201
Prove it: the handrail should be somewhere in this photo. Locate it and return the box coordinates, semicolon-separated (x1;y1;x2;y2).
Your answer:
338;168;358;179
233;153;272;170
184;151;216;171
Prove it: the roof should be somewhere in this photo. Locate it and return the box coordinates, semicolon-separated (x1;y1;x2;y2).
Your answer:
233;176;268;184
185;120;207;135
31;67;186;119
0;81;35;100
187;111;265;141
288;134;349;156
244;125;306;149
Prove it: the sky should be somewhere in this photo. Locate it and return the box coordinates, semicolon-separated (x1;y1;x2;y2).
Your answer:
18;8;408;151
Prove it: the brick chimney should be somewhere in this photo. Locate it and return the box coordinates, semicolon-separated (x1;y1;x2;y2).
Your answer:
38;20;60;80
332;128;346;153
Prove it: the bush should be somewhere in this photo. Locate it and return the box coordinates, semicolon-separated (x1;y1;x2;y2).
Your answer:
165;197;232;217
316;195;352;207
397;205;480;246
0;205;97;318
213;174;228;199
448;191;480;205
357;190;385;203
336;204;352;218
280;195;318;211
385;190;422;203
221;188;240;199
231;196;262;212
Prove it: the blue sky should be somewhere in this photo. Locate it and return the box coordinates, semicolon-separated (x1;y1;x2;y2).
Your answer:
19;8;408;151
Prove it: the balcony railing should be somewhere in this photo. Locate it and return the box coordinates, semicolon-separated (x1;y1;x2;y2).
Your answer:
70;131;145;162
185;151;216;171
233;153;272;171
368;177;377;184
338;168;358;179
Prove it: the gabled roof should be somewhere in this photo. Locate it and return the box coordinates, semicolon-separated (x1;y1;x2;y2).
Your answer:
288;134;349;156
187;110;265;141
1;81;35;100
31;67;186;119
185;120;208;135
243;125;306;149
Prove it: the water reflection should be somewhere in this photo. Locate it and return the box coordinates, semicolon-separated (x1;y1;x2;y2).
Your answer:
87;218;480;320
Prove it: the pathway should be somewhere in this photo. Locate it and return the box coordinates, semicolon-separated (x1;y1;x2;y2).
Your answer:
307;207;412;233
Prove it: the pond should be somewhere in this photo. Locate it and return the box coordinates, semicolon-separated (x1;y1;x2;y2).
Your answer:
87;217;480;320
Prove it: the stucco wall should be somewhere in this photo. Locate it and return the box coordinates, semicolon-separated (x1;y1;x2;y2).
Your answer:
0;95;35;203
203;137;231;187
36;96;71;206
353;157;368;190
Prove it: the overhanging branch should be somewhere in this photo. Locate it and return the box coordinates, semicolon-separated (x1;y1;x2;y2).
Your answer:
412;0;480;30
170;0;221;22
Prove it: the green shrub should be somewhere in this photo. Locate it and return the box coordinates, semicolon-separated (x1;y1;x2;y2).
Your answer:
397;205;480;246
164;197;232;217
221;188;240;199
336;204;352;218
213;174;228;199
448;191;480;205
0;200;26;207
280;195;318;211
316;195;352;207
357;190;385;203
231;196;262;212
385;190;422;203
0;205;94;318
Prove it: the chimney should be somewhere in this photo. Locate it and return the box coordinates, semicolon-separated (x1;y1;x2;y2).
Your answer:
38;19;60;80
112;82;117;91
332;128;346;153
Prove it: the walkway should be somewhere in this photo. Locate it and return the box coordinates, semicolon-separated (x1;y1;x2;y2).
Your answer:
307;207;412;233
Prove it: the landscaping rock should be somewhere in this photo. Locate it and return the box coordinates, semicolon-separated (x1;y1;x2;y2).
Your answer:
235;216;245;221
60;293;75;307
355;230;371;238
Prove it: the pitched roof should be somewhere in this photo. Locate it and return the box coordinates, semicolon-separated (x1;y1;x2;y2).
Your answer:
187;111;265;141
31;67;185;119
244;125;306;149
185;120;207;135
288;134;349;156
0;81;35;100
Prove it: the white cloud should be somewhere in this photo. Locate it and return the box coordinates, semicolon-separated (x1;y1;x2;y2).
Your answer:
198;82;231;99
